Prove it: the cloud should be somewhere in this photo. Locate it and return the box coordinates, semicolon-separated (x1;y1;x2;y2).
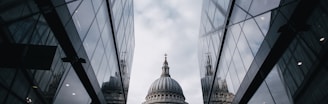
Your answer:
127;0;203;104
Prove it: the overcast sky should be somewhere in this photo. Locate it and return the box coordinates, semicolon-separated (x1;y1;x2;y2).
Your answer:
127;0;203;103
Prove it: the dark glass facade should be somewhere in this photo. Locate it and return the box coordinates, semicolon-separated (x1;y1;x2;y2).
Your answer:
199;0;328;103
0;0;134;104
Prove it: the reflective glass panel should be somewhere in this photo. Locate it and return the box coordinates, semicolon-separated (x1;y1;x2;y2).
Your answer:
249;0;280;16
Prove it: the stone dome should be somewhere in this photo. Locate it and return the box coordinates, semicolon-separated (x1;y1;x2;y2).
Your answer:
148;76;184;96
143;54;188;104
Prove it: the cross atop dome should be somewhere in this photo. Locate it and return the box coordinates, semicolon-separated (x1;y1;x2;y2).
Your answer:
162;53;170;77
164;53;168;64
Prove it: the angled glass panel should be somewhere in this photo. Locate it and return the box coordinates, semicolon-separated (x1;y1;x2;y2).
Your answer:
242;18;264;55
235;0;252;11
213;9;225;29
249;0;280;16
265;66;293;104
208;33;219;57
96;2;109;33
248;82;275;104
90;40;105;74
65;0;82;14
92;0;103;12
229;5;250;25
286;56;304;87
237;32;254;71
254;12;271;36
0;68;16;87
225;31;237;56
208;1;216;22
83;20;101;59
72;0;95;40
213;0;230;14
53;68;91;104
232;51;246;82
11;70;30;99
283;69;297;95
226;73;236;94
96;56;108;86
218;57;229;79
228;70;239;93
229;23;242;42
222;45;232;68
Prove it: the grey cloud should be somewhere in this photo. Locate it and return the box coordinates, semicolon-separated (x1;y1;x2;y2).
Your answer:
128;0;203;103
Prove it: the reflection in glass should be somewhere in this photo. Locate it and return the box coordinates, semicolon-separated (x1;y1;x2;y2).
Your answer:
248;82;275;104
235;0;252;11
249;0;280;16
65;0;82;14
54;68;91;104
83;21;101;59
265;66;293;104
229;5;249;25
254;12;271;36
201;55;234;103
101;58;128;104
237;33;254;71
72;0;95;40
249;65;293;104
242;18;264;55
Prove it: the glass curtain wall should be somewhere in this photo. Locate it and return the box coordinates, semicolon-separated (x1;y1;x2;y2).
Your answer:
0;0;134;103
199;0;328;103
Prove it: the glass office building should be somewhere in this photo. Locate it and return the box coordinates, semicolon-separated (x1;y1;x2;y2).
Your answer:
198;0;328;103
0;0;134;104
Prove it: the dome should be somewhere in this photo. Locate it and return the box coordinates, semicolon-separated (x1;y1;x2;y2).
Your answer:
143;54;188;104
148;76;184;96
200;55;234;103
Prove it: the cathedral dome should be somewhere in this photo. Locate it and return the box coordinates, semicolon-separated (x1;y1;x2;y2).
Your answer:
143;54;188;104
148;76;184;96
